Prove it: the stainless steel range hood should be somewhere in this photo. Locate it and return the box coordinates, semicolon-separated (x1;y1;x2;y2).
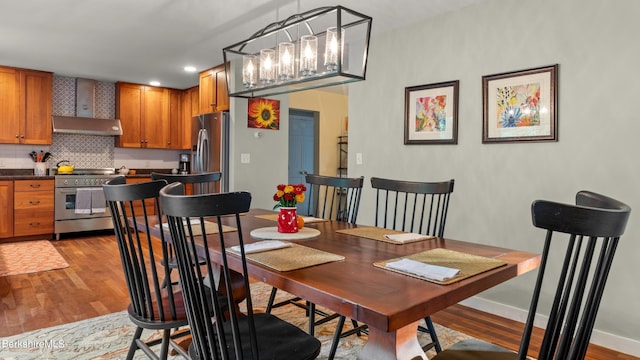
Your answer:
52;78;123;136
52;115;123;136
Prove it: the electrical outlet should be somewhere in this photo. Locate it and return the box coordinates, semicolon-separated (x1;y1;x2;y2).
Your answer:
241;153;251;164
356;153;363;165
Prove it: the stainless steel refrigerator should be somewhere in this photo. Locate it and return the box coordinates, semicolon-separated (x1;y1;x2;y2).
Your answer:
191;111;230;193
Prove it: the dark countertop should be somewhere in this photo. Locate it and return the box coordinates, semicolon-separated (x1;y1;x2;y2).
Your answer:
0;168;174;180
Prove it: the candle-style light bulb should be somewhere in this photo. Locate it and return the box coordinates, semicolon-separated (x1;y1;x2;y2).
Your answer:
324;27;344;71
278;42;295;80
260;49;276;84
299;35;318;76
242;54;257;88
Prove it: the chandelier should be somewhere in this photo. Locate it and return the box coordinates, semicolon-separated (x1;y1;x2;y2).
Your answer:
223;6;372;98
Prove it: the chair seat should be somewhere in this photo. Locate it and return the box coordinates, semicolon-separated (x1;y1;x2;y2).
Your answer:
127;290;189;329
189;313;321;360
433;340;515;360
432;349;517;360
128;288;224;329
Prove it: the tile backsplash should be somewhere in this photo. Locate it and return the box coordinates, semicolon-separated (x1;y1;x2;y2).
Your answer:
0;75;180;171
50;76;115;168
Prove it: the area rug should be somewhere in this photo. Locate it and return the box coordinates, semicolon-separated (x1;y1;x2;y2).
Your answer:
0;240;69;277
0;282;473;359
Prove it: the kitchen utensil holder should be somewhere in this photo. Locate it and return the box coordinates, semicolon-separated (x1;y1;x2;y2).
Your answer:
34;162;47;176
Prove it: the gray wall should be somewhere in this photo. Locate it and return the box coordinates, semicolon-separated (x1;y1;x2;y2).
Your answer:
347;0;639;353
227;0;640;354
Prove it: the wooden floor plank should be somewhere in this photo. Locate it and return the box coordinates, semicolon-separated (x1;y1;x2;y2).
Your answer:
0;233;637;360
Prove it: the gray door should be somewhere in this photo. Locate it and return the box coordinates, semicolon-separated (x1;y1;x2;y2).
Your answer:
288;109;318;215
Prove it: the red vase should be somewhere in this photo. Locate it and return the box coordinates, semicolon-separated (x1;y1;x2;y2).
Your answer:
277;207;298;233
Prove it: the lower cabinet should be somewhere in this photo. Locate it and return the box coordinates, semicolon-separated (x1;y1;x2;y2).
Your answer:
13;179;54;237
0;181;14;238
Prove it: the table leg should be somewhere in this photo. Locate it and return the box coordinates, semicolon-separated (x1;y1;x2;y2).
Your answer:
209;266;247;315
358;321;427;360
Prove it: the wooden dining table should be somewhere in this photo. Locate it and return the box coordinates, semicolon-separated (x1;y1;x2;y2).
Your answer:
183;208;541;360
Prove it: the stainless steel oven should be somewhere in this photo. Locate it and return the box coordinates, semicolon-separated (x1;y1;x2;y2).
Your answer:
54;168;118;240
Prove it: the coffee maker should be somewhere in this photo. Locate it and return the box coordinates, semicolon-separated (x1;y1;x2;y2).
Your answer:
179;153;191;174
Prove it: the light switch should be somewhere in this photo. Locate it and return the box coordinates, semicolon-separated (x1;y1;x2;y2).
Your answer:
356;153;363;165
241;153;251;164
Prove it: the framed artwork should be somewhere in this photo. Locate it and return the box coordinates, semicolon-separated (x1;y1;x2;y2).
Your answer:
482;64;558;143
404;80;459;145
248;98;280;130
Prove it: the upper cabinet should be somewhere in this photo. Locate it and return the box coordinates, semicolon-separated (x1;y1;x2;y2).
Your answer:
199;64;228;114
116;82;172;149
167;88;186;150
0;66;52;145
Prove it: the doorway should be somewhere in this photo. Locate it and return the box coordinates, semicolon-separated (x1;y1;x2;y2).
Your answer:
288;109;319;215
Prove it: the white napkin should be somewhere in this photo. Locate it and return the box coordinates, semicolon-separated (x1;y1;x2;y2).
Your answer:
230;240;292;254
383;233;434;243
386;258;459;281
301;216;326;223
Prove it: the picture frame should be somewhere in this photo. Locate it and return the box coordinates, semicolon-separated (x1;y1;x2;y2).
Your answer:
404;80;459;145
482;64;558;143
248;97;280;130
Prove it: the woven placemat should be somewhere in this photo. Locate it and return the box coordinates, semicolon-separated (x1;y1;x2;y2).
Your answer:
374;248;507;285
336;226;435;244
190;221;237;236
254;213;328;223
228;243;344;272
157;221;237;236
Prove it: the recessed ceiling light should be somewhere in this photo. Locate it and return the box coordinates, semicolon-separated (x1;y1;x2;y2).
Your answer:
184;66;197;72
149;81;160;86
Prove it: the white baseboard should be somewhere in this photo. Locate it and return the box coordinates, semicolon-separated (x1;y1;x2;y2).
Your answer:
459;296;640;357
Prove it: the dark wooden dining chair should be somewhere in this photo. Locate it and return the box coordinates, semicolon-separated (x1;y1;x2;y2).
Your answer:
102;176;190;360
159;183;322;360
265;174;366;360
432;191;631;360
150;171;222;286
370;176;455;353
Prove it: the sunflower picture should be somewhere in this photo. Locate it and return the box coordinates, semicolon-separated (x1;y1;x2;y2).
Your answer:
248;98;280;130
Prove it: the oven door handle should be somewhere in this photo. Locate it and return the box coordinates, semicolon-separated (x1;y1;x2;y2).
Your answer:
56;188;79;195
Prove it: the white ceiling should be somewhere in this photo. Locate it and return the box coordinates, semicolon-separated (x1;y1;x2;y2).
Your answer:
1;0;485;89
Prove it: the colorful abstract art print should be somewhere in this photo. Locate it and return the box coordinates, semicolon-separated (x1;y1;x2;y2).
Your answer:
404;80;459;145
248;98;280;130
483;65;558;143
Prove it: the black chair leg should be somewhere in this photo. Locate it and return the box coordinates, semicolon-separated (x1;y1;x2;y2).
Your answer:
308;302;316;335
266;287;278;313
418;315;442;353
328;316;346;360
350;319;362;336
126;326;144;360
159;329;171;360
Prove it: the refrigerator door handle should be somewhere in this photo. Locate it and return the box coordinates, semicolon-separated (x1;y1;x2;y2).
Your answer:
200;129;210;172
195;129;205;172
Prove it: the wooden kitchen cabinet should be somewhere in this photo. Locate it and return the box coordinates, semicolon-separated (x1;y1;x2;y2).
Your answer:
180;86;199;149
188;86;199;117
0;66;52;145
198;63;228;114
13;179;54;237
115;82;170;149
0;181;13;238
167;89;188;150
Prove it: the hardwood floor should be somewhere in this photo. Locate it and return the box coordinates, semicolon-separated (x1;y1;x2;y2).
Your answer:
0;234;637;360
